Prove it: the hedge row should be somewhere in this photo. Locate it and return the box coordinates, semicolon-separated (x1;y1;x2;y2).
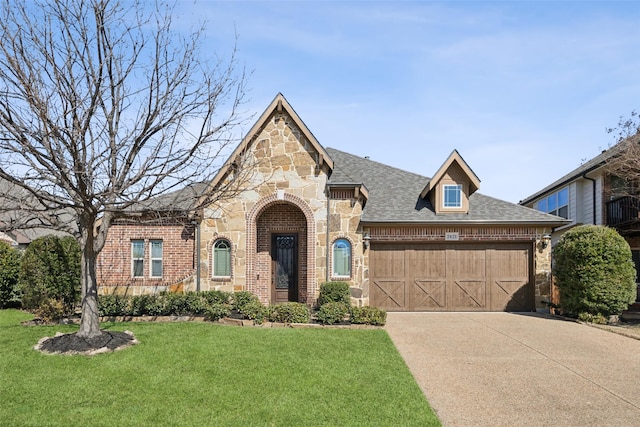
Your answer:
96;286;387;326
99;291;232;321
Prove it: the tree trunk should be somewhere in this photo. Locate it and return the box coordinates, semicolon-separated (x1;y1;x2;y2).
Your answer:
77;228;101;338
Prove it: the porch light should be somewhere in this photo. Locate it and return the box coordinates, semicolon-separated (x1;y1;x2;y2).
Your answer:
540;234;551;249
363;231;371;249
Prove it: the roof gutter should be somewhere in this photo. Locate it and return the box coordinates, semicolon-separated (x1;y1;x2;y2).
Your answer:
519;163;603;205
361;219;571;228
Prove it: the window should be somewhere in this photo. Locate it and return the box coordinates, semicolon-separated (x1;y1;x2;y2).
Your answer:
131;240;144;278
150;240;163;278
332;238;351;277
213;239;231;277
537;188;569;219
443;184;462;208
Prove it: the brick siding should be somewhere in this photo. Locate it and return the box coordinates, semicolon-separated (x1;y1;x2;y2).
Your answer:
97;218;196;291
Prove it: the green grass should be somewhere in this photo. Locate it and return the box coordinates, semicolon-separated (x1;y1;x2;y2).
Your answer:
0;310;440;426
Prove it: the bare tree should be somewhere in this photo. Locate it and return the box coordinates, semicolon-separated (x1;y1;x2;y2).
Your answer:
0;0;251;338
605;110;640;196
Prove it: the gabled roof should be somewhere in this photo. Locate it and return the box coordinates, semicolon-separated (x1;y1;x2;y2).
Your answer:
206;93;334;195
519;136;640;205
327;148;568;226
420;149;480;199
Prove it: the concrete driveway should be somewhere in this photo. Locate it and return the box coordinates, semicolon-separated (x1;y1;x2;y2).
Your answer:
385;312;640;426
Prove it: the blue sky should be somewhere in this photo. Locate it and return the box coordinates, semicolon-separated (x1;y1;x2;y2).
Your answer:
178;1;640;203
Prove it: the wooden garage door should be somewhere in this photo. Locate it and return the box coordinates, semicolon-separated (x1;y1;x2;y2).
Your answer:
370;243;533;312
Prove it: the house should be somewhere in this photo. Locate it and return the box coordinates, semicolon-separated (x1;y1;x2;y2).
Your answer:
0;178;74;249
520;140;640;303
97;93;568;312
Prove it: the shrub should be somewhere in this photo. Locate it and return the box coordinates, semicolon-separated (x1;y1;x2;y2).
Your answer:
316;302;349;325
553;225;636;317
350;306;387;326
317;282;351;307
18;235;81;314
0;240;21;308
183;292;208;315
98;294;129;317
240;299;267;324
233;291;259;312
129;294;165;316
267;302;310;324
201;290;233;306
161;292;193;316
36;298;67;322
578;312;608;324
204;303;231;321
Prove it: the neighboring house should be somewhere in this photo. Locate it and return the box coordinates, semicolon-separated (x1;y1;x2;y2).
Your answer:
0;178;74;249
520;142;640;302
97;93;568;312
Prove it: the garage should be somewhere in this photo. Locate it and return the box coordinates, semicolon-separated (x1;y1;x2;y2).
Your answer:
370;242;534;312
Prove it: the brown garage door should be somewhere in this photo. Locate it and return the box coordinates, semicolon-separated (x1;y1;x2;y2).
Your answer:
370;242;534;312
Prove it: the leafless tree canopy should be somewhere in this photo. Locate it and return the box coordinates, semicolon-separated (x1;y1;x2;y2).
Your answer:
605;111;640;197
0;0;250;337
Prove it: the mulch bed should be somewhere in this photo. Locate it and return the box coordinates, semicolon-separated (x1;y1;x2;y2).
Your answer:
35;330;138;356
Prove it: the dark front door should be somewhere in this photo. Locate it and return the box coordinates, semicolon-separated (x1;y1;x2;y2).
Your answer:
272;234;298;303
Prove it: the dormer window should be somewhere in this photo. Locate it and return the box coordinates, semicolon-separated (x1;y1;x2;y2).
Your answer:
420;150;480;215
443;184;462;208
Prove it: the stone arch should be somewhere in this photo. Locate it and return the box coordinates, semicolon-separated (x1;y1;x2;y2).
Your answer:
246;192;317;305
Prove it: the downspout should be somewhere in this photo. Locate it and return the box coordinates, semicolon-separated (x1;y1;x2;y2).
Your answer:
582;172;597;224
193;219;201;292
326;185;331;283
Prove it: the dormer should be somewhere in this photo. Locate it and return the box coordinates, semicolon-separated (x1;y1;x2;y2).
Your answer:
420;150;480;214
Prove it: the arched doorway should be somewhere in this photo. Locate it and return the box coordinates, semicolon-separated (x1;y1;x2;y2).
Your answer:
251;198;315;304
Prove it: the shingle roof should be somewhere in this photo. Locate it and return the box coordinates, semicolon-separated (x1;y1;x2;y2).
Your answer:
519;148;615;205
519;134;640;205
326;147;568;225
126;182;208;213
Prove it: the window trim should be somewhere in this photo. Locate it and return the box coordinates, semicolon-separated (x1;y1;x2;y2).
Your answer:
131;239;144;278
331;238;352;279
150;239;163;278
537;187;569;219
213;239;232;278
443;184;462;208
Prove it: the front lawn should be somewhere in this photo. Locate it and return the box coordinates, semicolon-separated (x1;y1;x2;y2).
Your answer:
0;310;439;426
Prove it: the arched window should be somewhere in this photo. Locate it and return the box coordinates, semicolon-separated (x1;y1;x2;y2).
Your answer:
332;238;351;278
213;239;231;277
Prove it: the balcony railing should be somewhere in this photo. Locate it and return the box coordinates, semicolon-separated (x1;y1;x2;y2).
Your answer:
606;196;640;227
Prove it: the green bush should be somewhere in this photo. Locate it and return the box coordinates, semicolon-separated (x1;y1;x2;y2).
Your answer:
129;294;165;316
578;312;608;324
0;240;21;308
553;225;636;317
350;306;387;326
18;235;81;315
98;294;129;317
316;302;349;325
317;282;351;307
203;303;231;321
240;299;267;324
267;302;310;324
233;291;259;312
183;292;208;315
36;298;67;322
201;290;233;306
